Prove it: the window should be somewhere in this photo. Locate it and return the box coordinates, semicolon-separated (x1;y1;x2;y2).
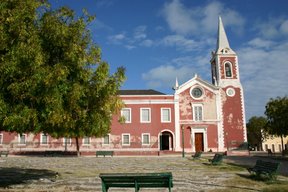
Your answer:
0;134;3;145
141;108;151;123
121;108;131;123
193;105;203;121
265;144;268;151
225;62;232;78
83;137;90;145
142;134;150;145
122;134;130;146
161;108;171;122
41;133;48;145
19;134;26;145
279;144;282;152
63;137;72;145
103;135;110;145
272;144;275;152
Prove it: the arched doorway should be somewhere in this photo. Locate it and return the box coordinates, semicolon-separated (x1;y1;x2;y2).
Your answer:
160;131;173;151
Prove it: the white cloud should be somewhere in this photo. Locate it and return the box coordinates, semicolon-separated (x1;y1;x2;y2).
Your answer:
161;0;244;36
142;54;211;89
280;20;288;35
238;40;288;118
160;35;199;51
246;38;275;49
140;39;154;47
133;26;147;40
108;33;126;44
254;18;288;39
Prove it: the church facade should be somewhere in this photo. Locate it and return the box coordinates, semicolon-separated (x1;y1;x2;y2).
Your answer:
0;17;247;155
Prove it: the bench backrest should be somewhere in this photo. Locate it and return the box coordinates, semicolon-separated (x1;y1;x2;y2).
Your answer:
254;160;280;173
96;151;114;155
99;172;173;188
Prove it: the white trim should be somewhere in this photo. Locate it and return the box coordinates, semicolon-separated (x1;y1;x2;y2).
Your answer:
161;108;171;123
82;137;91;146
0;133;3;145
40;133;48;145
190;86;204;100
123;100;174;104
121;94;174;97
141;133;150;146
191;127;208;152
192;104;204;121
102;134;110;145
140;108;151;123
224;61;233;78
18;134;27;145
62;137;72;146
122;133;130;146
174;95;181;151
240;86;247;142
121;108;132;123
158;129;175;151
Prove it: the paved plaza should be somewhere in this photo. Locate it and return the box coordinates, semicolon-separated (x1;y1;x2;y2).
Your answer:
0;155;288;192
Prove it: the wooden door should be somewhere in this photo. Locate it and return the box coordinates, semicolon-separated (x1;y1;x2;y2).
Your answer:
195;133;204;152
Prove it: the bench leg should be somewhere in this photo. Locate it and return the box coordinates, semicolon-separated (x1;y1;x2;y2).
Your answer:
101;181;107;192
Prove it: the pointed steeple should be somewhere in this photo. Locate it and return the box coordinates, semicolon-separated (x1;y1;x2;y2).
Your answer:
173;77;179;90
216;16;235;54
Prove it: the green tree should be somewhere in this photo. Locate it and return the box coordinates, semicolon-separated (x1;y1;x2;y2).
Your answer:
264;96;288;153
246;116;267;151
0;0;125;156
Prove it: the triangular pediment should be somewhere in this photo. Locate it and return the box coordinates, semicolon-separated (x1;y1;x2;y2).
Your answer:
175;74;219;95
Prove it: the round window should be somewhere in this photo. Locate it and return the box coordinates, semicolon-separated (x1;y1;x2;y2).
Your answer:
226;88;235;97
191;87;203;98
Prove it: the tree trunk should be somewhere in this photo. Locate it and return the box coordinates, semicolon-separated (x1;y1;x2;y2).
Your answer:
281;135;284;156
76;137;80;157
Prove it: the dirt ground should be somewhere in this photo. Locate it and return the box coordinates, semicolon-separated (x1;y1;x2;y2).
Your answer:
0;155;287;192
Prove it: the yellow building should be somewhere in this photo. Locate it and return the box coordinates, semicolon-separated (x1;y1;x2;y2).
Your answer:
262;135;288;152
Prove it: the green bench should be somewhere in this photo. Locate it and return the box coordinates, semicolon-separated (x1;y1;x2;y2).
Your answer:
44;150;63;157
208;153;224;165
247;159;280;180
99;172;173;192
0;151;9;157
192;151;202;159
96;151;114;157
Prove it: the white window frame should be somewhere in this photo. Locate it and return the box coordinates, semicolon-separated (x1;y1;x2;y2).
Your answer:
224;62;233;78
121;108;131;123
122;134;130;146
140;108;151;123
192;104;203;121
161;108;171;123
18;134;27;145
40;133;48;145
82;137;90;146
0;134;3;145
63;137;72;146
142;133;150;146
103;134;110;145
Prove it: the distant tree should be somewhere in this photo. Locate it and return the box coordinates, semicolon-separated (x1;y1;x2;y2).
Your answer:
0;0;125;156
264;96;288;153
246;116;267;151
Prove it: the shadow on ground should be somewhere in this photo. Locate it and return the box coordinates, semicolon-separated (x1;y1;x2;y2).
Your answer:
0;167;58;187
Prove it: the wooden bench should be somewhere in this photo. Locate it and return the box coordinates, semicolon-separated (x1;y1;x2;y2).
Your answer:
208;153;224;165
247;160;280;180
96;151;114;157
99;172;173;192
192;151;202;159
0;151;9;157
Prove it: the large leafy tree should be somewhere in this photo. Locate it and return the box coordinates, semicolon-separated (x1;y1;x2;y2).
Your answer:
0;0;125;156
264;96;288;153
246;116;267;151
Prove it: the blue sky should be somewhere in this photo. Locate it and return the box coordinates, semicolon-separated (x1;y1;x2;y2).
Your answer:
50;0;288;120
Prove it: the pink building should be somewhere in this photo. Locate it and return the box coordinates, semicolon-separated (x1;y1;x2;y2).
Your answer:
0;17;247;155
